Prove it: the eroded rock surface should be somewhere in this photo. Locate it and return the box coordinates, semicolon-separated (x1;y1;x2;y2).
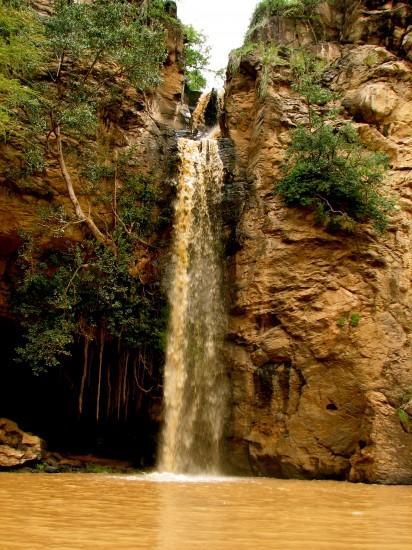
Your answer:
0;418;43;467
223;0;412;483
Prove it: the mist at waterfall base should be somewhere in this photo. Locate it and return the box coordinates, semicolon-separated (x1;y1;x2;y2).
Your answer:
158;136;227;476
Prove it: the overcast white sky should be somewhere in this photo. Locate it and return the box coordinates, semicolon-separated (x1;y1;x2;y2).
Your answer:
176;0;259;88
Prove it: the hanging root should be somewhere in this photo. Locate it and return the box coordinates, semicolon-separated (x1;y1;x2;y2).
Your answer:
123;352;129;420
107;362;112;418
96;327;104;422
79;336;90;415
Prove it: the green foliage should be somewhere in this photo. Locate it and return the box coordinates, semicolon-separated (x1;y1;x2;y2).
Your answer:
397;390;412;432
0;0;44;76
276;51;393;233
229;41;285;95
1;0;168;165
290;49;335;106
183;24;210;92
14;169;168;374
23;145;45;174
250;0;321;25
0;0;44;136
46;0;166;89
337;313;361;328
277;120;392;232
397;408;410;425
259;44;285;98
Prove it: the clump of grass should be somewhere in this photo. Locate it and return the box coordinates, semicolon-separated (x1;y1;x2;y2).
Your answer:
336;313;361;328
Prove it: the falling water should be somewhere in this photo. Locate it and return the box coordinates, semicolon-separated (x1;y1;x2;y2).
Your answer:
159;137;226;474
191;91;212;130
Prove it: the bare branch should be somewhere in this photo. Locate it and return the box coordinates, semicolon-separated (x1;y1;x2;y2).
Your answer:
55;125;117;254
64;263;89;296
315;194;345;216
133;362;154;394
55;51;65;82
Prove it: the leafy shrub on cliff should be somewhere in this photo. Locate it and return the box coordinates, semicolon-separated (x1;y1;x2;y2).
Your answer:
276;50;393;233
277;120;392;232
397;389;412;433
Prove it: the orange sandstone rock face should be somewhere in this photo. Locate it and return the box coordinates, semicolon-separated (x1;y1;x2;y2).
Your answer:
0;418;43;467
223;0;412;483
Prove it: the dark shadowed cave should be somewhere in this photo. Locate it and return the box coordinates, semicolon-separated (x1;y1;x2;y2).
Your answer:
0;317;159;466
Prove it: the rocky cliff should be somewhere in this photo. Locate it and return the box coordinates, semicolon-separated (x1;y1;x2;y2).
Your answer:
0;0;186;464
223;0;412;483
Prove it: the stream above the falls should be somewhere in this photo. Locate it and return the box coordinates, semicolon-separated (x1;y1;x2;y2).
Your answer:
1;474;411;549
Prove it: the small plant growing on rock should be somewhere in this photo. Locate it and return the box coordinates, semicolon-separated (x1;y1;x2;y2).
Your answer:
397;388;412;433
337;313;361;329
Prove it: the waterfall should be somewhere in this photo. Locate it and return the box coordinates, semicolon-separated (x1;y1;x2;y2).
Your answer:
159;137;226;474
191;91;211;130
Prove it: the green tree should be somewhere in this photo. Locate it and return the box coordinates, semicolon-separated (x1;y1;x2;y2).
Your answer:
0;0;44;136
183;24;210;91
1;0;167;251
276;50;393;232
15;174;167;375
37;0;167;250
4;0;172;382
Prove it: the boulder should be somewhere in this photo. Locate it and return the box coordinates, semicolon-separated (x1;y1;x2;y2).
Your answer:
0;418;43;468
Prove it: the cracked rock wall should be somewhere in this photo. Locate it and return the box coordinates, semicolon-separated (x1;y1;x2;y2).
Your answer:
222;0;412;483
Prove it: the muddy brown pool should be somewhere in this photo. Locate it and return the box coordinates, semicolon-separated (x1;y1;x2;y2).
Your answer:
0;473;411;549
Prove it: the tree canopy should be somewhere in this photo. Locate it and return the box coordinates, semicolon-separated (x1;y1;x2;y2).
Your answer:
2;0;174;376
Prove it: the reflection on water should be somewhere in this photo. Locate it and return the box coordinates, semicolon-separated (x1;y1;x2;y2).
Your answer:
1;474;411;549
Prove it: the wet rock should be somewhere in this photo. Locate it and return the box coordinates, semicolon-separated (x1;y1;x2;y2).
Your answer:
0;418;43;468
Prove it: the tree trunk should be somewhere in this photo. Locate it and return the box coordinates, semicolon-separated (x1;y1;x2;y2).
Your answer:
55;125;117;254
